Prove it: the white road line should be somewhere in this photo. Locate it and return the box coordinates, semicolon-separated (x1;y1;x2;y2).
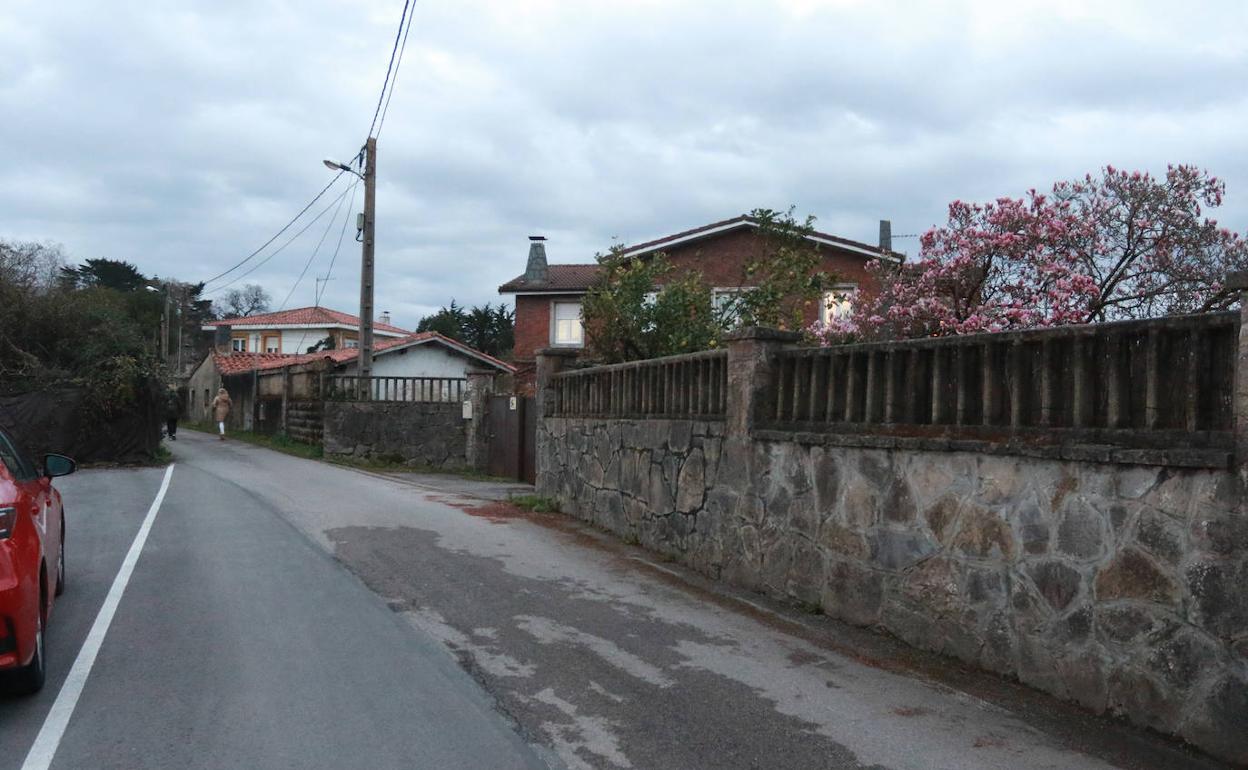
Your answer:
20;464;176;770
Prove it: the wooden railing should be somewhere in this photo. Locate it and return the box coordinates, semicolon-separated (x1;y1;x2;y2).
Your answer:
325;375;466;403
550;349;729;419
766;312;1238;449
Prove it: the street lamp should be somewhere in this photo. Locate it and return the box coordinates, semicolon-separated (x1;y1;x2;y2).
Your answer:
322;139;377;396
323;159;364;179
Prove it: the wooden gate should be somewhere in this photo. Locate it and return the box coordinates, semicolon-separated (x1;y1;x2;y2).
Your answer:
487;395;536;483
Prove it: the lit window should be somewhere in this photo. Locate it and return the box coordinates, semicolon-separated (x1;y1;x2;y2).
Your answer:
821;285;857;325
553;302;583;347
231;338;246;352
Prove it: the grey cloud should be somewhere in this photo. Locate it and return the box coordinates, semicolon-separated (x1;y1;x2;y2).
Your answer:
2;0;1246;330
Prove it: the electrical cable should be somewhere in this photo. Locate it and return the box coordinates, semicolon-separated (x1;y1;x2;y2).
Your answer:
206;182;354;296
366;0;412;139
316;178;361;307
278;180;353;311
201;171;346;287
290;177;361;355
375;0;415;139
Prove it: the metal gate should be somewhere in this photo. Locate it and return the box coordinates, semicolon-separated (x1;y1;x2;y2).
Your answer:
487;395;536;483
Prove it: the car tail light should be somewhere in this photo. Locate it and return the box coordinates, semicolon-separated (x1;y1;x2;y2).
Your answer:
0;507;14;539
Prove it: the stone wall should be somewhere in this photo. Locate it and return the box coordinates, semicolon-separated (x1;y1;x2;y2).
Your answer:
536;416;1248;763
323;401;467;468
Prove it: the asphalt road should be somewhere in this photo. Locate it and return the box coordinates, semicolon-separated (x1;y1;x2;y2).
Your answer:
0;431;1227;770
0;443;554;770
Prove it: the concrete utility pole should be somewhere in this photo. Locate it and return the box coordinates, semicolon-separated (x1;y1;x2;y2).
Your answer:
359;137;377;390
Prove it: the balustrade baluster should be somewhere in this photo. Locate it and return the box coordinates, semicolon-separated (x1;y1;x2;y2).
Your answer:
932;346;947;425
1040;339;1054;427
982;342;998;426
1106;333;1124;429
1186;329;1201;431
1009;340;1024;429
1145;329;1161;430
865;351;879;423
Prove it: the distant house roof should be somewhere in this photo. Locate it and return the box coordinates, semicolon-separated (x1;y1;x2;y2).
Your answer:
203;306;411;336
497;214;902;295
211;331;514;377
213;352;296;375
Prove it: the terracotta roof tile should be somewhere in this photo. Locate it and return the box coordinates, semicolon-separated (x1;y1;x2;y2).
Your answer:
497;264;603;294
213;352;298;375
205;306;410;335
212;332;515;376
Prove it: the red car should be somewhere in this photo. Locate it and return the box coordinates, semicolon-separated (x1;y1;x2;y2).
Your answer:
0;427;75;694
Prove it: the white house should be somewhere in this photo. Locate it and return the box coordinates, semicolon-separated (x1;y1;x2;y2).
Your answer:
202;306;410;355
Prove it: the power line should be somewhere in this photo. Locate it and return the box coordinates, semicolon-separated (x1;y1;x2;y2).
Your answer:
278;179;354;310
375;0;416;139
202;171;346;287
292;178;359;354
316;178;361;307
366;0;412;139
207;182;354;296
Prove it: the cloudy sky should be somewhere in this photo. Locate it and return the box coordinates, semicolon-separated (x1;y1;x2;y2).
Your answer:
3;0;1246;328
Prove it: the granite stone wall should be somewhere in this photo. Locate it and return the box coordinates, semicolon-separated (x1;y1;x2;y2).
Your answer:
324;401;466;468
536;416;1248;763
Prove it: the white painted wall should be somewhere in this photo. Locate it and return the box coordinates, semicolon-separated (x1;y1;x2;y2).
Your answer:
279;328;335;354
340;342;480;378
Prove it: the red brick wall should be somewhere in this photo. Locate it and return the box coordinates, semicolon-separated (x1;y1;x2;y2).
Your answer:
508;230;882;361
659;229;876;326
513;295;554;362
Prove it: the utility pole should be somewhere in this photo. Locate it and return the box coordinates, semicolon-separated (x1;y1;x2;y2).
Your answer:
359;136;377;396
162;284;171;364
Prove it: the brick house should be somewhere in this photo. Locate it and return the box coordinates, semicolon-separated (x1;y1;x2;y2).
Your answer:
498;215;902;376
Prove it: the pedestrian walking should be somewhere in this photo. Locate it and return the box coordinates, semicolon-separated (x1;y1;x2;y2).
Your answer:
210;387;232;440
164;387;182;440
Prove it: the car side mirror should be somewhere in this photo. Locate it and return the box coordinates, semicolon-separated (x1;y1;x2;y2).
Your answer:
43;454;77;478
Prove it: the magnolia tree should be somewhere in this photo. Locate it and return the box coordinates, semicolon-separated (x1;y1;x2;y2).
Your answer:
813;165;1248;343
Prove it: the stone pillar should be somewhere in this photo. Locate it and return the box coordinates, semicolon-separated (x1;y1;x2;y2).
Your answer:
280;365;292;436
535;347;579;418
1229;270;1248;476
534;348;579;494
465;369;497;472
724;327;801;438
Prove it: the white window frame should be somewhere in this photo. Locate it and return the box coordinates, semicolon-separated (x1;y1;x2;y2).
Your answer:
231;338;246;352
264;335;281;354
821;284;858;325
343;339;359;349
712;286;755;326
551;301;584;348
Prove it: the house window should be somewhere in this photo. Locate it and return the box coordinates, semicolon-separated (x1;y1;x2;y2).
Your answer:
344;339;359;349
264;335;280;354
821;285;858;325
231;337;247;352
553;302;584;347
712;288;753;326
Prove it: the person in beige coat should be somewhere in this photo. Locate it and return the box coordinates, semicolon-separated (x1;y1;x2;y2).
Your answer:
210;388;232;440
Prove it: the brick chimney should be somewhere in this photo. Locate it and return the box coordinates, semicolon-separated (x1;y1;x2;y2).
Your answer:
524;236;549;283
878;220;892;253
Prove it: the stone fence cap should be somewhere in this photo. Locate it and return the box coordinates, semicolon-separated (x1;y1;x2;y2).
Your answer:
725;326;803;343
